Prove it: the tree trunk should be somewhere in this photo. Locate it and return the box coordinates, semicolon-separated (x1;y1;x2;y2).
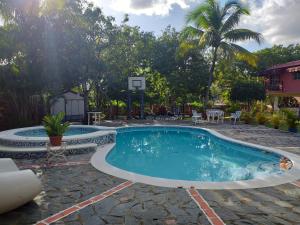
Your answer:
83;83;89;124
204;47;218;107
116;99;119;119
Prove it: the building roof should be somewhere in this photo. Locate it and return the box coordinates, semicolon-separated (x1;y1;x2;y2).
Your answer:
266;60;300;70
260;60;300;75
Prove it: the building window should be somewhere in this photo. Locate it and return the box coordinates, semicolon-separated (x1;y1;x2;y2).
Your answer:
294;72;300;80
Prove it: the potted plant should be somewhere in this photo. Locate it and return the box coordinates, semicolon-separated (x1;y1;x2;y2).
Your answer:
283;110;299;133
43;112;70;146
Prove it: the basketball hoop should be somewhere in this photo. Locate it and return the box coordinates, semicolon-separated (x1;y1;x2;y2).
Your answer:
128;77;146;120
128;77;146;91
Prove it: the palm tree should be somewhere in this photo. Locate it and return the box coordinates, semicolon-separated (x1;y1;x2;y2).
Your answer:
181;0;263;105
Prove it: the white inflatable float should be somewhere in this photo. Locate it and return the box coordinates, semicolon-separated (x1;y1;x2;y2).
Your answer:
0;158;42;214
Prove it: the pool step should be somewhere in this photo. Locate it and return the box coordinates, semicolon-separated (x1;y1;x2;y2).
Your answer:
0;143;98;159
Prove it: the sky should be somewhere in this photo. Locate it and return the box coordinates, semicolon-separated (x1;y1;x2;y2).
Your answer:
91;0;300;52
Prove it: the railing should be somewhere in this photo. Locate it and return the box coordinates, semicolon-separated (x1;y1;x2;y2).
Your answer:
265;81;283;92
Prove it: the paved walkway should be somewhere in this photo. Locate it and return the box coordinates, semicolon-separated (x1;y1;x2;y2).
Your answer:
1;122;300;225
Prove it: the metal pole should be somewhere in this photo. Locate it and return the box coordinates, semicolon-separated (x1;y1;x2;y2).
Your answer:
140;90;144;119
127;91;132;120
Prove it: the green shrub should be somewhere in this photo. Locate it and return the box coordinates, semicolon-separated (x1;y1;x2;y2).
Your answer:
230;80;266;105
43;112;70;137
227;102;241;113
255;112;268;125
252;101;268;114
190;101;204;113
282;109;299;130
270;113;281;129
241;111;253;124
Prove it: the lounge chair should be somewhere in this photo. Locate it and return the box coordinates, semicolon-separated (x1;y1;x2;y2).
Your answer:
0;158;42;214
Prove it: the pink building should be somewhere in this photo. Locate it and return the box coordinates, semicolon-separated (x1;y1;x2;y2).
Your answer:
261;60;300;109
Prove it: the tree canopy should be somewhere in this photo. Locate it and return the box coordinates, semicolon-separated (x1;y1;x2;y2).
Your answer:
0;0;297;129
181;0;262;105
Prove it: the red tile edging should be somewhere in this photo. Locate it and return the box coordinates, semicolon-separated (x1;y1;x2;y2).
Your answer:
292;180;300;188
35;180;133;225
187;188;225;225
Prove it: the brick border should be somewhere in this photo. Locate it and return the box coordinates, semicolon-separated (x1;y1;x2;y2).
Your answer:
292;180;300;188
187;188;225;225
35;181;133;225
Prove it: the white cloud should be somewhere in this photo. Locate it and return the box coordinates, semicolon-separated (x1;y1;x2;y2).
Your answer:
240;0;300;45
101;0;194;16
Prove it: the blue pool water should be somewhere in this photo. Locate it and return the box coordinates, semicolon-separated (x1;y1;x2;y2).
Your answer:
106;127;284;182
15;127;99;137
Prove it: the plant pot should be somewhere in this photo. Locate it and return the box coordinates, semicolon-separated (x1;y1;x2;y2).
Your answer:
288;127;298;133
49;136;63;146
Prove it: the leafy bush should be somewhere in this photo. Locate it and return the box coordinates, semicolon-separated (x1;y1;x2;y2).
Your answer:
241;111;253;124
270;113;281;129
227;102;241;113
282;109;299;130
230;80;266;106
252;101;268;114
43;112;70;137
190;101;204;112
255;112;268;125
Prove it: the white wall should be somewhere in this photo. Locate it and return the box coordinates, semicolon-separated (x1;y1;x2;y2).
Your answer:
50;92;84;119
50;98;65;115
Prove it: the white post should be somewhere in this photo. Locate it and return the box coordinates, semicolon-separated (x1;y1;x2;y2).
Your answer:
274;96;279;111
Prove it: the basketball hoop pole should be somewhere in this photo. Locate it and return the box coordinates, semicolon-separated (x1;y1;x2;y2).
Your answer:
127;91;132;120
140;90;144;119
128;77;146;120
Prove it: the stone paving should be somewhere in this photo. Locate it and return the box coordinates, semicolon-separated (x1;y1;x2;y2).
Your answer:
0;121;300;225
55;184;209;225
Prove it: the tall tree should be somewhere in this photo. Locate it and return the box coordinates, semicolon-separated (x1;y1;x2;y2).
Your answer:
182;0;262;105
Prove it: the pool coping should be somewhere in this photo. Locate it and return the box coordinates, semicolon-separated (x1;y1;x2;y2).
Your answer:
0;125;115;142
91;125;300;190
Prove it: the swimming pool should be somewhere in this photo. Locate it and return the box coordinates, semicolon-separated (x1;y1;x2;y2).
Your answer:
91;126;300;189
15;127;99;137
107;127;283;182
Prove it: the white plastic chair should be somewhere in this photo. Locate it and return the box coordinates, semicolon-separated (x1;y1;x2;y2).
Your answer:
192;110;203;125
217;110;224;123
231;111;241;124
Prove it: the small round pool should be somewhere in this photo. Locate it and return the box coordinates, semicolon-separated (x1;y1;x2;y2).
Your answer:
0;125;116;158
91;126;300;189
15;127;99;137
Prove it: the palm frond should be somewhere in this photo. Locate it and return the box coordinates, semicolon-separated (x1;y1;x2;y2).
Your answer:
221;1;247;18
218;41;235;59
180;26;204;40
186;5;211;30
178;41;198;58
224;29;263;44
186;4;210;24
229;43;258;66
199;31;214;48
221;8;249;33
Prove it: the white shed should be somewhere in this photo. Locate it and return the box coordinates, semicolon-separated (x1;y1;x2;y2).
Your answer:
50;92;85;121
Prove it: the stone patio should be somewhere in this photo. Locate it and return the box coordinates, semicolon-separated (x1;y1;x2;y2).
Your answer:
1;121;300;225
